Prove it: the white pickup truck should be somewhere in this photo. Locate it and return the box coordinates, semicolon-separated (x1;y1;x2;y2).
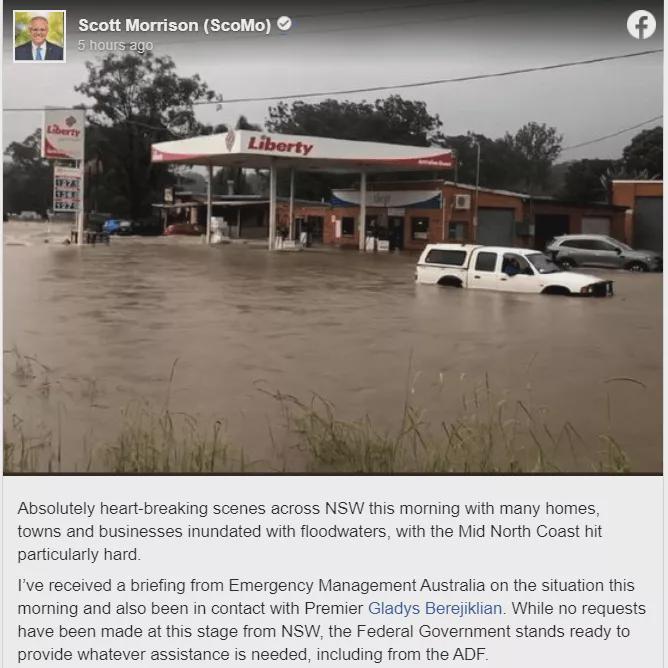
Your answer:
416;244;613;296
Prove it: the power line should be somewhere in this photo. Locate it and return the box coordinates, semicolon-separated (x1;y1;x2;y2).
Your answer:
3;49;661;113
562;115;663;151
155;0;607;46
119;113;667;147
192;49;661;105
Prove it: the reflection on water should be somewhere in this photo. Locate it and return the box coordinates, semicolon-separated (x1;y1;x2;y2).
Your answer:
3;223;662;471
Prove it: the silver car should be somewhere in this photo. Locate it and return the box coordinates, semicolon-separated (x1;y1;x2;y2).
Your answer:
546;234;662;272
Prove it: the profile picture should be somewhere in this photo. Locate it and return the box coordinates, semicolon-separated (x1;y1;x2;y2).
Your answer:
13;10;66;63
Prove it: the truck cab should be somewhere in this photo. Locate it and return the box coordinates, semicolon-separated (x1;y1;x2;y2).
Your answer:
416;244;613;296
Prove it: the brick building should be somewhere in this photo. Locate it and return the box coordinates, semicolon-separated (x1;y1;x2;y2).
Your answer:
154;191;330;241
611;180;663;252
328;180;628;251
155;179;653;253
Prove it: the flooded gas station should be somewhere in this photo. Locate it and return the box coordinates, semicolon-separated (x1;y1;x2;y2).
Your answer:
3;225;662;473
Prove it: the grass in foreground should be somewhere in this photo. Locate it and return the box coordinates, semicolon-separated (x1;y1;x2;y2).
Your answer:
3;351;635;473
267;376;631;474
102;404;233;473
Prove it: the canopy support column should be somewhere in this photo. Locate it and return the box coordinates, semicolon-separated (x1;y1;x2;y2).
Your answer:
288;168;295;240
358;171;367;251
268;161;277;250
206;164;213;244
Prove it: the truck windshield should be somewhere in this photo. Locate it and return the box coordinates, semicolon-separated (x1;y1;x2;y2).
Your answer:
527;253;561;274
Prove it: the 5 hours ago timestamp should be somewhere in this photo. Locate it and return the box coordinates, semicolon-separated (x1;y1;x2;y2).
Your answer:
77;40;153;53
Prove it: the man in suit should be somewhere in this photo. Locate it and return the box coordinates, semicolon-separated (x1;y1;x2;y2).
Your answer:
15;15;64;61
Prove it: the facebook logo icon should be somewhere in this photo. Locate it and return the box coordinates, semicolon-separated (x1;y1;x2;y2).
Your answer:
627;10;656;39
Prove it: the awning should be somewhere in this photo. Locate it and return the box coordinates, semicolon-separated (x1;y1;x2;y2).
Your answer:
332;189;442;208
152;130;455;172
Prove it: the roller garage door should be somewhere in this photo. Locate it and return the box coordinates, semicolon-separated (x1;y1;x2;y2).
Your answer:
633;197;662;252
534;213;569;250
477;208;515;246
581;216;611;235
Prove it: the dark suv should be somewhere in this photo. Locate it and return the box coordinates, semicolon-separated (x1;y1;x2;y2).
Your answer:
546;234;662;272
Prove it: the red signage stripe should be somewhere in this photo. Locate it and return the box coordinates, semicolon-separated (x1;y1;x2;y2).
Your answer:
44;137;74;159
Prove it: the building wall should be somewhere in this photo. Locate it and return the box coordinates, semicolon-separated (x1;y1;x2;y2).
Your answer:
328;207;443;250
238;203;331;239
180;183;630;249
278;203;330;231
611;181;663;244
330;184;628;251
532;203;626;241
332;182;524;246
326;207;356;246
612;180;663;207
443;185;524;245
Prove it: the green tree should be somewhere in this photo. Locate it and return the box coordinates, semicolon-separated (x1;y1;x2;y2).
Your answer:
505;122;563;193
267;96;444;146
3;129;52;216
75;52;223;218
621;126;662;178
444;133;526;191
266;96;446;198
559;159;617;203
443;134;477;183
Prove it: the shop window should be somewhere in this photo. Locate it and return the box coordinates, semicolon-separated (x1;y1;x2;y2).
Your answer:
448;222;466;240
341;217;355;236
411;217;430;240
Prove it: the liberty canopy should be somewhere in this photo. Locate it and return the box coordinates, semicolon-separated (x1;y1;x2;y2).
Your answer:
150;129;455;249
151;129;455;172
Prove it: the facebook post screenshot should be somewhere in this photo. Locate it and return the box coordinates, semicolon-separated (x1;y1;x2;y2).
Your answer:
1;0;664;665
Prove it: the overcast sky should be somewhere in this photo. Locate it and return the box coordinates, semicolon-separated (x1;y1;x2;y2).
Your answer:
2;0;663;161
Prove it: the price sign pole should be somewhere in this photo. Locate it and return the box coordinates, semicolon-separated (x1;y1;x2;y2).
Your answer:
76;159;85;245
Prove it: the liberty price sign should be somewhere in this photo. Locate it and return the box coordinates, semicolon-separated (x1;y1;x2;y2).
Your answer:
53;166;82;212
43;109;85;160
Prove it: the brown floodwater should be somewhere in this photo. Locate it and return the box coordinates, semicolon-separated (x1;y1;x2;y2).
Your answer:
3;223;662;472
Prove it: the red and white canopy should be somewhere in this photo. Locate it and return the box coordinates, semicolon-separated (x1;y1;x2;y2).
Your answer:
151;129;455;172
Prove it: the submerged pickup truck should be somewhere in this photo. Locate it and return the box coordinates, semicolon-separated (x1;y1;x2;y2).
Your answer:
416;244;613;296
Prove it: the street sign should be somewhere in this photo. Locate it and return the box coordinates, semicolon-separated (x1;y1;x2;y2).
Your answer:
53;166;82;212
